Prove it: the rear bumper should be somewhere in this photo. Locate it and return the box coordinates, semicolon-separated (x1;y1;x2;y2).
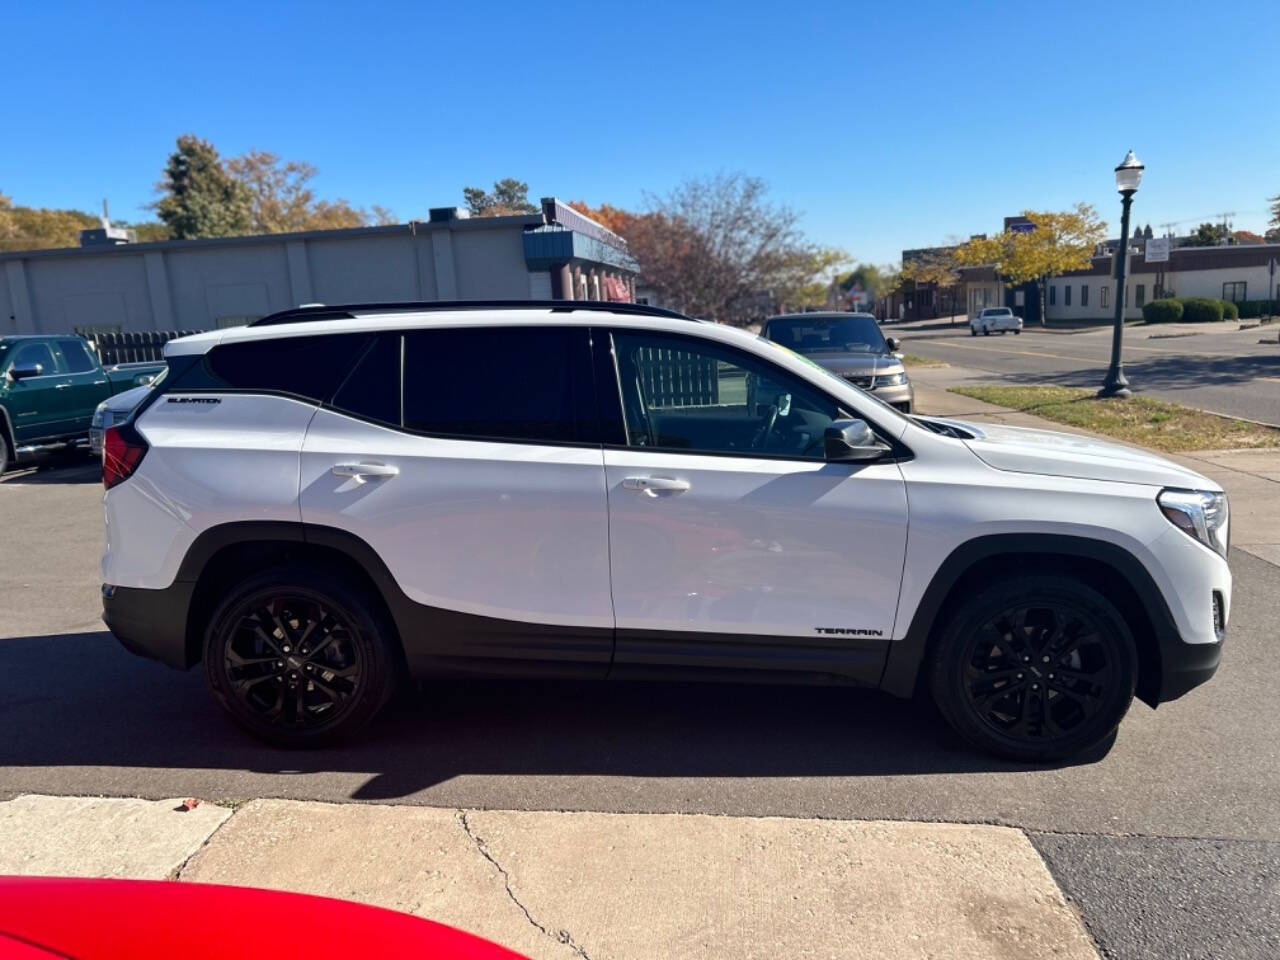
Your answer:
101;582;195;669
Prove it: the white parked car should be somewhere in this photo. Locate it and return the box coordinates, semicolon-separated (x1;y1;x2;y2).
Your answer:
972;307;1023;336
100;301;1229;759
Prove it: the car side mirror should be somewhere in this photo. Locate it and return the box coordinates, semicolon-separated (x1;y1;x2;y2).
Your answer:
885;337;901;352
8;363;43;381
824;419;891;463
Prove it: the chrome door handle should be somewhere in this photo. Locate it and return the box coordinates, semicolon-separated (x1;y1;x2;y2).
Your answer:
622;475;690;496
332;461;399;483
54;382;72;389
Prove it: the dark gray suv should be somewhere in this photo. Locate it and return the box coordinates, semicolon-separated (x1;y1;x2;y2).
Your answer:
761;312;913;413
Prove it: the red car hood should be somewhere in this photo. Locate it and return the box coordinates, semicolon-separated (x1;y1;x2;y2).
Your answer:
0;877;528;960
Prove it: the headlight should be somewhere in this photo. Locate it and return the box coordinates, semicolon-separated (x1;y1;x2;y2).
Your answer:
877;372;906;387
1158;489;1229;557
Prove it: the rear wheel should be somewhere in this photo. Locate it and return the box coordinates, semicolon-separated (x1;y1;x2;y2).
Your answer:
930;576;1137;761
204;568;397;746
0;433;9;476
970;326;977;336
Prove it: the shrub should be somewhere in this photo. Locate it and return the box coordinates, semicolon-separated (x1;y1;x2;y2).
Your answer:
1220;299;1240;320
1142;298;1184;324
1237;299;1279;319
1179;297;1225;323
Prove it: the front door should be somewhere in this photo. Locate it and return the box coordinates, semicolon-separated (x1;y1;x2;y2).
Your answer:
603;329;908;684
2;340;65;443
299;326;614;677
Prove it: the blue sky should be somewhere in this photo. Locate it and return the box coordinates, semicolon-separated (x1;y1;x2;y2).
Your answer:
5;0;1277;264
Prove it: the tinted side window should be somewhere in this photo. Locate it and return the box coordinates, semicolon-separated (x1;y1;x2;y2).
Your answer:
9;341;57;374
194;333;371;400
402;327;596;443
331;333;401;426
57;339;97;373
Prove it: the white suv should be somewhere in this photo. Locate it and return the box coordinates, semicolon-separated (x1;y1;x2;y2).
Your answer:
101;301;1230;759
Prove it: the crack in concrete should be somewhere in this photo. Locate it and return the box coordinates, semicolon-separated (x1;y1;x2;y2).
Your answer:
171;806;239;881
456;810;592;960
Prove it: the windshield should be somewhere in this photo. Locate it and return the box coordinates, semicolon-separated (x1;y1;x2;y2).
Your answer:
763;315;888;355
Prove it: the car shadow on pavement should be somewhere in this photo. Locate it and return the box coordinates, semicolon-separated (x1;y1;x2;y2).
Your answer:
991;350;1280;394
0;630;1110;801
0;463;101;485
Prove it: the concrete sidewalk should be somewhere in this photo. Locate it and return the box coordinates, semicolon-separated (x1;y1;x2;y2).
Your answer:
0;794;1098;960
911;366;1280;569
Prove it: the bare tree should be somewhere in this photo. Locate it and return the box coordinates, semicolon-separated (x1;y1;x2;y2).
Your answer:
629;173;846;323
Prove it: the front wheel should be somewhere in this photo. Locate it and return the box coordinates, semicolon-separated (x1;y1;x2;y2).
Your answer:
970;327;978;337
204;568;398;746
929;576;1137;761
1014;329;1022;335
982;328;991;336
0;433;9;476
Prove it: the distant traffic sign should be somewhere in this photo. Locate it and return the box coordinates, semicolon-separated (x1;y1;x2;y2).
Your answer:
1009;222;1036;234
1146;237;1170;263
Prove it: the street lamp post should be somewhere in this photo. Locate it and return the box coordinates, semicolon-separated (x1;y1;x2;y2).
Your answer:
1099;150;1145;398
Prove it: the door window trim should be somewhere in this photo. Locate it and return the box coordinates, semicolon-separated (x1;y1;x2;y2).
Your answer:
602;327;911;464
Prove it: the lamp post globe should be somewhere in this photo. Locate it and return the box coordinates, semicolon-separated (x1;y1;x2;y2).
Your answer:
1099;150;1144;398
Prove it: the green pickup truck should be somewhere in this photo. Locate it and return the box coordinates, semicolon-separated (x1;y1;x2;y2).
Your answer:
0;335;165;474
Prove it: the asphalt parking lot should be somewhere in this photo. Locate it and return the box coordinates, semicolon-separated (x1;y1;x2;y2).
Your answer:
3;459;1279;958
896;318;1280;426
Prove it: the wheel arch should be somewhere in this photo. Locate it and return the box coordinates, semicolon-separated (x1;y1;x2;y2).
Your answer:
880;533;1177;708
178;521;407;672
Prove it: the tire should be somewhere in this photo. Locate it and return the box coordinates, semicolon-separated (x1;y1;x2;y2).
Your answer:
0;432;9;476
929;575;1137;761
982;328;990;336
1014;329;1022;335
970;327;977;336
204;567;398;746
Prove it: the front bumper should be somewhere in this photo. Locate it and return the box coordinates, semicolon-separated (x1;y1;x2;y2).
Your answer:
1156;631;1222;701
102;582;195;669
872;381;914;413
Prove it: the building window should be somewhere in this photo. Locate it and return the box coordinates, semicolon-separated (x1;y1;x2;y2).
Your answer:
1064;285;1071;307
1136;285;1145;308
1049;285;1056;306
1081;285;1089;307
1101;286;1110;309
1222;281;1247;302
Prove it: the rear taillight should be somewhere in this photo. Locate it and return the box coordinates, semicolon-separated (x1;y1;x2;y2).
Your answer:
103;422;148;490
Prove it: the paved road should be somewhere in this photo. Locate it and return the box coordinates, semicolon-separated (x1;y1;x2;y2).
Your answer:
4;462;1279;958
896;318;1280;425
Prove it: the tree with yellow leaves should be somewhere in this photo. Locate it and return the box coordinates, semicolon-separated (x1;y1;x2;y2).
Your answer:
954;204;1108;325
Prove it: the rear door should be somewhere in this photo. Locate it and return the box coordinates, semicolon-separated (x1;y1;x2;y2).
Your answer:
299;325;614;677
54;338;111;434
602;328;908;684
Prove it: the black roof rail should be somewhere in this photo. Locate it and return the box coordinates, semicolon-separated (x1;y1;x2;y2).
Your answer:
250;299;695;327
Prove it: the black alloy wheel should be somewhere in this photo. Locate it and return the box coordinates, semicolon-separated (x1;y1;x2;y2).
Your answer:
930;576;1137;761
225;596;363;728
205;569;396;745
962;601;1115;742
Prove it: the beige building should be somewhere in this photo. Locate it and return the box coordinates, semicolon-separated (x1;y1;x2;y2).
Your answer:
962;243;1279;321
0;199;637;335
